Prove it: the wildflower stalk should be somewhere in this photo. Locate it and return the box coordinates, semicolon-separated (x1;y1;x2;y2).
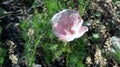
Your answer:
64;42;70;67
29;36;42;67
66;47;70;67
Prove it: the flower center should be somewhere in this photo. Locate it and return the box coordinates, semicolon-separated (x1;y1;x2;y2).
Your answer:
66;24;74;34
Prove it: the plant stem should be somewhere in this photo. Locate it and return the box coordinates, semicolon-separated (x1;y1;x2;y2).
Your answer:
29;36;41;67
64;42;70;67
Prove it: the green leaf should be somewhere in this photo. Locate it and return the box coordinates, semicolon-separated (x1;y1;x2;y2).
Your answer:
92;33;100;39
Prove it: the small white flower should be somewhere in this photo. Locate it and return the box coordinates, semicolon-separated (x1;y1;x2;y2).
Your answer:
9;54;18;64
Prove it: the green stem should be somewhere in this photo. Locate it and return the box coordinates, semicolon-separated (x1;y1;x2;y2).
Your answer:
66;51;69;67
64;42;70;67
29;36;41;67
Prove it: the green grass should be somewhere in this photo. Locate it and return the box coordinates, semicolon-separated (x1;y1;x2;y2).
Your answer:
0;46;6;67
0;27;6;67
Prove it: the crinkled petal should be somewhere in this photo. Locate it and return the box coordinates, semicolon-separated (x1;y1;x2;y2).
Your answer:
71;19;83;32
79;26;88;33
59;31;75;42
73;26;88;38
52;23;66;36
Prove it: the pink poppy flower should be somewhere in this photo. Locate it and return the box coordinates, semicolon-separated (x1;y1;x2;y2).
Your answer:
51;9;88;42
